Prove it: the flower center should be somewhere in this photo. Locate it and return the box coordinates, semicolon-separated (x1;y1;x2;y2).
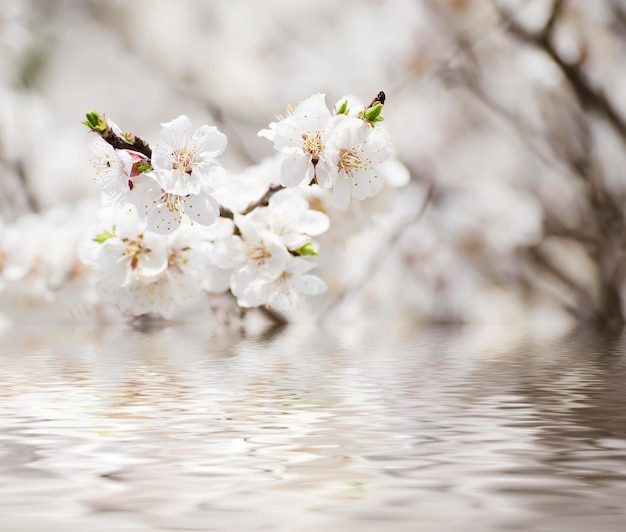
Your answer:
302;132;324;162
338;148;362;173
168;248;190;272
121;234;150;270
172;149;194;174
158;192;182;213
247;244;271;262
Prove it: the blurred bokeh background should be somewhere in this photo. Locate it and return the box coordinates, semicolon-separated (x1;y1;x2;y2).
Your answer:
2;0;626;332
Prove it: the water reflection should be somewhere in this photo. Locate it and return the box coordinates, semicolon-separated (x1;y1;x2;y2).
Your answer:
1;323;626;530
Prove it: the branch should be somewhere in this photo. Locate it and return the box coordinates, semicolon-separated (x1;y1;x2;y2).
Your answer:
14;159;40;213
544;0;565;38
101;130;152;159
84;111;153;159
496;1;626;143
526;245;600;323
241;185;283;215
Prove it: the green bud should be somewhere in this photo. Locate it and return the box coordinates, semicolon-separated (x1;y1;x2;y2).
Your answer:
92;230;114;244
360;102;384;124
336;99;349;115
82;110;107;133
296;242;318;256
135;160;152;173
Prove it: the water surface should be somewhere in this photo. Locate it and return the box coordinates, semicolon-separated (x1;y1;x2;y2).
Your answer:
1;323;626;531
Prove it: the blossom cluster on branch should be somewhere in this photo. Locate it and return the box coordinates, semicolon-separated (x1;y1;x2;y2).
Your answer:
80;92;406;319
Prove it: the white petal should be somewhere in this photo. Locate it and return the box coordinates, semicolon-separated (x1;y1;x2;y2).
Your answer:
272;119;303;152
167;266;204;304
257;124;276;141
231;267;271;307
89;138;130;206
293;273;327;295
202;265;232;294
293;93;330;131
332;172;352;210
280;153;313;187
123;278;175;318
144;191;185;235
351;166;383;200
313;158;336;189
259;238;291;279
135;233;169;281
185;193;219;227
97;240;130;287
193;126;227;158
295;210;330;236
212;235;246;270
151;167;200;197
286;256;318;275
160;115;193;149
268;289;298;312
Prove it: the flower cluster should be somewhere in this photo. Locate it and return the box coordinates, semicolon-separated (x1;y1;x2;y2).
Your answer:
87;114;225;234
80;91;404;320
259;92;392;209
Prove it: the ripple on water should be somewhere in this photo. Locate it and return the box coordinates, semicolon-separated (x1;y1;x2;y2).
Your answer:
1;324;626;530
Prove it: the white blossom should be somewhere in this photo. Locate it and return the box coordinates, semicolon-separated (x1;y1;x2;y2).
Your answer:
325;118;392;209
213;214;291;307
160;224;214;305
212;213;326;310
248;188;329;250
79;205;223;318
247;254;327;311
150;115;227;196
260;93;336;188
81;205;168;291
183;218;235;294
88;137;145;206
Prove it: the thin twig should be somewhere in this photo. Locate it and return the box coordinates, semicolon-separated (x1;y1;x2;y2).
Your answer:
14;160;39;213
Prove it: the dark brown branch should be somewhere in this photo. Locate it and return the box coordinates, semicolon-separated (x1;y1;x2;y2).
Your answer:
219;184;283;221
101;129;152;159
241;185;283;215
